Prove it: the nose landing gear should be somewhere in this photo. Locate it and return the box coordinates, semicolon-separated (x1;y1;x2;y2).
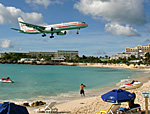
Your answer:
77;28;80;34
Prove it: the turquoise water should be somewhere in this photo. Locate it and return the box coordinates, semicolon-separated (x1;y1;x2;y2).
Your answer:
0;64;141;102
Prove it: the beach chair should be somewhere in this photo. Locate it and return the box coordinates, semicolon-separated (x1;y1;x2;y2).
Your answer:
117;105;141;114
95;104;121;114
35;102;58;113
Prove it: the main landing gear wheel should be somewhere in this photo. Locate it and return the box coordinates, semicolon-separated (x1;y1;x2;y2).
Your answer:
50;33;54;38
50;36;54;38
42;33;46;37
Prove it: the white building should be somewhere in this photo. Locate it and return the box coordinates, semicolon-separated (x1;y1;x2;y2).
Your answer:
125;43;150;58
110;52;138;60
51;56;66;62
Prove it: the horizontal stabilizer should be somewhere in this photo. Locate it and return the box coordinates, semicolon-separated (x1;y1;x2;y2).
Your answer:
11;28;24;33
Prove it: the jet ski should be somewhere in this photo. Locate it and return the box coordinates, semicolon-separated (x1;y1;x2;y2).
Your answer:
0;77;14;83
120;80;142;90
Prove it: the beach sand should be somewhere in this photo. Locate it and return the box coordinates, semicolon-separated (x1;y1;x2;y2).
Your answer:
61;62;150;71
27;71;150;114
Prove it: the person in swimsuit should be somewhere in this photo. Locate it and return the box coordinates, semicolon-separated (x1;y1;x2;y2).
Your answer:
80;83;86;97
128;92;140;109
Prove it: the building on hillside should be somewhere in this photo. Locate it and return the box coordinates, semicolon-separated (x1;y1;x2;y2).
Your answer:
110;52;138;60
57;50;78;59
125;43;150;58
27;52;58;58
0;50;79;61
28;50;78;59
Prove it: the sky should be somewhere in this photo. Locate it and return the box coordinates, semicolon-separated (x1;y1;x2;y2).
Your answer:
0;0;150;56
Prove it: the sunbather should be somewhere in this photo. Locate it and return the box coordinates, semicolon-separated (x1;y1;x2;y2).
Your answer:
128;92;140;109
118;92;141;113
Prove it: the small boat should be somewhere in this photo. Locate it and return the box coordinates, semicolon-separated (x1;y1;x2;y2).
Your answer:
0;77;14;83
120;80;142;90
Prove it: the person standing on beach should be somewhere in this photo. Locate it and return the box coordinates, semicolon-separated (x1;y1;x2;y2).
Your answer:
80;83;86;97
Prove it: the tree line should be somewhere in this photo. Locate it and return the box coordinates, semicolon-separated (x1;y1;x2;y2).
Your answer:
0;52;150;65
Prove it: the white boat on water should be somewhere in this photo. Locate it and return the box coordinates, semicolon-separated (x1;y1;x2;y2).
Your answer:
120;80;143;90
0;77;14;83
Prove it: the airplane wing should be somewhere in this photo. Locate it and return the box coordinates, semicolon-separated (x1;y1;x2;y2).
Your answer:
11;28;24;33
19;22;46;32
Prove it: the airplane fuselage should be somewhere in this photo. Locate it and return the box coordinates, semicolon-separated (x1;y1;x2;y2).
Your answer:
23;21;87;34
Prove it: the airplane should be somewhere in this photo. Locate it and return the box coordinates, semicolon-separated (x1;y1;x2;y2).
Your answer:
11;17;88;38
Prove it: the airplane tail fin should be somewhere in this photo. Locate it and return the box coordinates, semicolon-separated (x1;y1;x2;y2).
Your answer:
18;17;25;30
18;17;24;23
18;17;33;31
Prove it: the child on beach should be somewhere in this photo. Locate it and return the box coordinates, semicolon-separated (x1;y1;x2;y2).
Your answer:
80;83;86;97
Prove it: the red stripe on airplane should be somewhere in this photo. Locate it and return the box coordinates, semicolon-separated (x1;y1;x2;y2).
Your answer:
53;23;87;29
25;23;87;32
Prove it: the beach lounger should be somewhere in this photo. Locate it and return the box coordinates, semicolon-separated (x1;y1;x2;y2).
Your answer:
117;105;141;114
35;102;58;113
95;104;121;114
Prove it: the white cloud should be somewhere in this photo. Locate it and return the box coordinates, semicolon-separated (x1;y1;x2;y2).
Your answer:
105;23;140;37
74;0;147;36
0;39;14;48
74;0;147;26
26;0;62;8
0;3;44;25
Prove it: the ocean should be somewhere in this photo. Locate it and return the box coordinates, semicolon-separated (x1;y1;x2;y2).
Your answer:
0;64;143;104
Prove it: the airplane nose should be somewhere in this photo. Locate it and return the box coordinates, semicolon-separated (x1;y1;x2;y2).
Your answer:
84;23;88;27
85;23;88;27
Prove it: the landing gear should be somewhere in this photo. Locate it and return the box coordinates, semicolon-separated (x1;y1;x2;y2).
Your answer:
50;33;54;38
50;36;54;38
42;33;46;37
77;28;80;34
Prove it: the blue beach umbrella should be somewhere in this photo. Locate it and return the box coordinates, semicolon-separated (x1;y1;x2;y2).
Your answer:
101;89;135;103
0;102;29;114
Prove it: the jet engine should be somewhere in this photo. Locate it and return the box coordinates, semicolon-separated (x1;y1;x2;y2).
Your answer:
57;31;67;35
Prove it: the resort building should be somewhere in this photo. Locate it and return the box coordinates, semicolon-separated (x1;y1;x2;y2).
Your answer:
26;50;78;59
57;50;78;59
125;43;150;58
27;52;58;58
0;50;78;60
111;43;150;60
110;52;138;60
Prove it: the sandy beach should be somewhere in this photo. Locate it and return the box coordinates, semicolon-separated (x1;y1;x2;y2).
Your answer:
27;78;150;114
61;62;150;71
27;63;150;114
